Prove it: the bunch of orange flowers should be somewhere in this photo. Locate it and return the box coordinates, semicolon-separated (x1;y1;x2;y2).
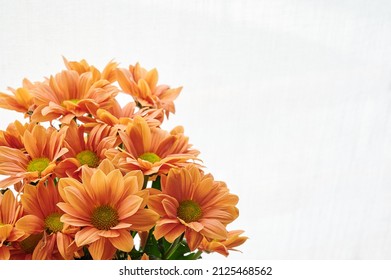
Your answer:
0;58;247;260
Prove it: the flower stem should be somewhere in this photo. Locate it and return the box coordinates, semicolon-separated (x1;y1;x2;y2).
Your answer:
192;250;203;260
163;233;184;260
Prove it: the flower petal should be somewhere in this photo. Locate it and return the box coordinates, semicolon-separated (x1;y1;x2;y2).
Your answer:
109;229;134;252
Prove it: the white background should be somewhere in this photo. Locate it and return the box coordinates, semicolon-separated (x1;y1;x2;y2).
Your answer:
1;0;391;259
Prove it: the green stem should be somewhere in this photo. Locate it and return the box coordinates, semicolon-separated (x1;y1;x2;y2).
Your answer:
142;175;149;190
163;233;184;260
192;250;203;260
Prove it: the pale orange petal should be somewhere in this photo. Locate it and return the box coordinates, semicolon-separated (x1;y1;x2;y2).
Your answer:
109;229;134;252
89;238;116;260
0;246;10;260
117;195;143;220
185;229;203;251
200;219;227;240
127;209;159;231
15;215;44;234
75;227;100;247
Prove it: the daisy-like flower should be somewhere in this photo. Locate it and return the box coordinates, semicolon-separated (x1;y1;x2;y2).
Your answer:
107;116;199;176
117;63;182;117
0;124;68;190
15;179;77;260
148;165;239;251
55;121;119;178
57;159;159;260
31;69;118;123
198;230;248;257
0;190;24;260
0;79;36;117
63;57;118;83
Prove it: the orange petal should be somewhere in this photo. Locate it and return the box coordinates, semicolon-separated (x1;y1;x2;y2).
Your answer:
15;215;44;234
200;219;227;240
117;195;143;220
185;229;203;251
109;229;134;252
0;246;10;260
127;209;159;231
75;227;100;247
162;197;179;218
0;224;13;244
0;190;16;224
89;238;116;260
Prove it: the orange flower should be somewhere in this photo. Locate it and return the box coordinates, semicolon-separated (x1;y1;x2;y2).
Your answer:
31;69;118;123
198;230;248;257
57;159;159;260
15;179;77;259
107;116;199;176
148;165;239;251
0;79;35;116
0;124;68;190
0;190;24;260
117;63;182;117
55;121;119;178
63;57;118;83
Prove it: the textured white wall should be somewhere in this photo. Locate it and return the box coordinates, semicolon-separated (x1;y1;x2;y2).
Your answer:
1;0;391;259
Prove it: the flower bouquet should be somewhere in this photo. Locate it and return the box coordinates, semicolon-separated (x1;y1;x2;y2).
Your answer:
0;58;246;260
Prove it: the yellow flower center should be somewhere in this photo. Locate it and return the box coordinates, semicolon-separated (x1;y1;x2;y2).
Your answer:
76;150;99;168
139;152;161;163
27;157;50;173
44;213;64;234
177;200;203;223
91;205;119;230
69;99;79;104
20;233;43;254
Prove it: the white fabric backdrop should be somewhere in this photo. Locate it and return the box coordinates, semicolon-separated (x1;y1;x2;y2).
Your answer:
1;0;391;259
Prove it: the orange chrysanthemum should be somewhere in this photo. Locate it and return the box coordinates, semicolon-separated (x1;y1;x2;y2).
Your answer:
107;116;199;176
0;124;68;190
63;57;118;83
0;79;36;116
57;159;159;260
31;69;118;123
148;165;239;251
15;179;77;260
0;190;24;260
55;121;119;178
117;63;182;117
198;230;248;257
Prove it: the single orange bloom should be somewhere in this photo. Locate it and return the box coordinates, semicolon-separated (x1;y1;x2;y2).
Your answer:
198;230;248;257
15;179;77;260
148;165;239;251
0;190;24;260
0;79;35;117
0;124;68;190
57;159;159;260
55;121;119;178
117;63;182;117
31;69;118;123
63;57;118;83
107;116;199;176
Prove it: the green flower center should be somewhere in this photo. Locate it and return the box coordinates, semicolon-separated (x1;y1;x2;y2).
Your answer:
76;150;99;168
91;205;119;230
44;212;64;234
20;233;43;254
139;152;161;163
69;99;79;104
177;200;203;223
27;157;50;173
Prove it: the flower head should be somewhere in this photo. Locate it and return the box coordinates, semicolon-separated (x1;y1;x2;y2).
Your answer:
15;179;77;259
31;69;118;123
0;124;68;191
117;63;182;117
57;159;159;259
148;165;239;251
108;116;199;176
